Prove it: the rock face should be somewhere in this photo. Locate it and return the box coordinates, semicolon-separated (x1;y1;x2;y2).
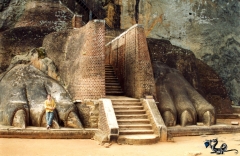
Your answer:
0;0;74;74
0;0;25;31
0;0;73;31
202;38;240;105
0;27;53;73
134;0;240;57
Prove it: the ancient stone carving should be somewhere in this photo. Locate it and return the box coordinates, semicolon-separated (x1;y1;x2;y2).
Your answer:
153;62;215;126
0;64;83;128
147;38;233;114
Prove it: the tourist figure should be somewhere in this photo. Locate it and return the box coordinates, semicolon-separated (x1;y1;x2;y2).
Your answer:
44;94;56;129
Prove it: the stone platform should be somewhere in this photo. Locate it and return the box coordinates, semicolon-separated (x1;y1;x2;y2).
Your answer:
168;118;240;137
0;126;96;139
1;119;240;140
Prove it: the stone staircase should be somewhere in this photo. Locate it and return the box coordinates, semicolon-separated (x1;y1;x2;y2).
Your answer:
111;98;159;144
105;65;124;96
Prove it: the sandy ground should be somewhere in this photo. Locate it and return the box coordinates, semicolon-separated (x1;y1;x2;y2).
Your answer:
0;133;240;156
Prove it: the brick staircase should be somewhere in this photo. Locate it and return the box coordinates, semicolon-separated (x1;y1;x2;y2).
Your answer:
111;98;159;144
105;65;124;96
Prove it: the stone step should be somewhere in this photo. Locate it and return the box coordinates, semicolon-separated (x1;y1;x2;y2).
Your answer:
119;129;154;135
105;86;122;90
106;92;124;95
117;119;150;124
116;114;148;119
112;102;142;106
106;82;121;86
106;86;122;89
105;67;114;69
115;110;146;115
105;70;115;73
105;68;114;71
117;134;159;145
106;91;124;93
105;65;113;67
113;103;142;107
105;73;115;76
105;80;119;83
106;88;123;93
106;91;124;96
113;106;144;111
217;114;240;119
105;71;115;74
105;77;118;80
105;75;116;78
119;124;152;130
106;91;124;95
105;70;113;72
111;99;140;103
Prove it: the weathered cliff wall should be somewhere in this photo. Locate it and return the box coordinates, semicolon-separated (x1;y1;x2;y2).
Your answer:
119;0;240;105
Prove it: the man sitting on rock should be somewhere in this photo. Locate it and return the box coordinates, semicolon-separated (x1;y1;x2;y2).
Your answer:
45;94;56;129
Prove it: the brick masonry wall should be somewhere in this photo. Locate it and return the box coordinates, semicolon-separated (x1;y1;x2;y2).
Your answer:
106;25;156;98
75;20;105;100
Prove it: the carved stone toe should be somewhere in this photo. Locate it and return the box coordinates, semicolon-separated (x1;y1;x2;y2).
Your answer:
163;111;176;127
202;111;215;126
180;110;194;127
12;109;26;129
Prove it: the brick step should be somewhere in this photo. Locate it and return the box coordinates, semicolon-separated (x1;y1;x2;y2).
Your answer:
113;106;144;110
115;110;146;115
119;129;154;135
116;114;148;119
117;119;150;124
117;135;159;145
119;124;152;130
